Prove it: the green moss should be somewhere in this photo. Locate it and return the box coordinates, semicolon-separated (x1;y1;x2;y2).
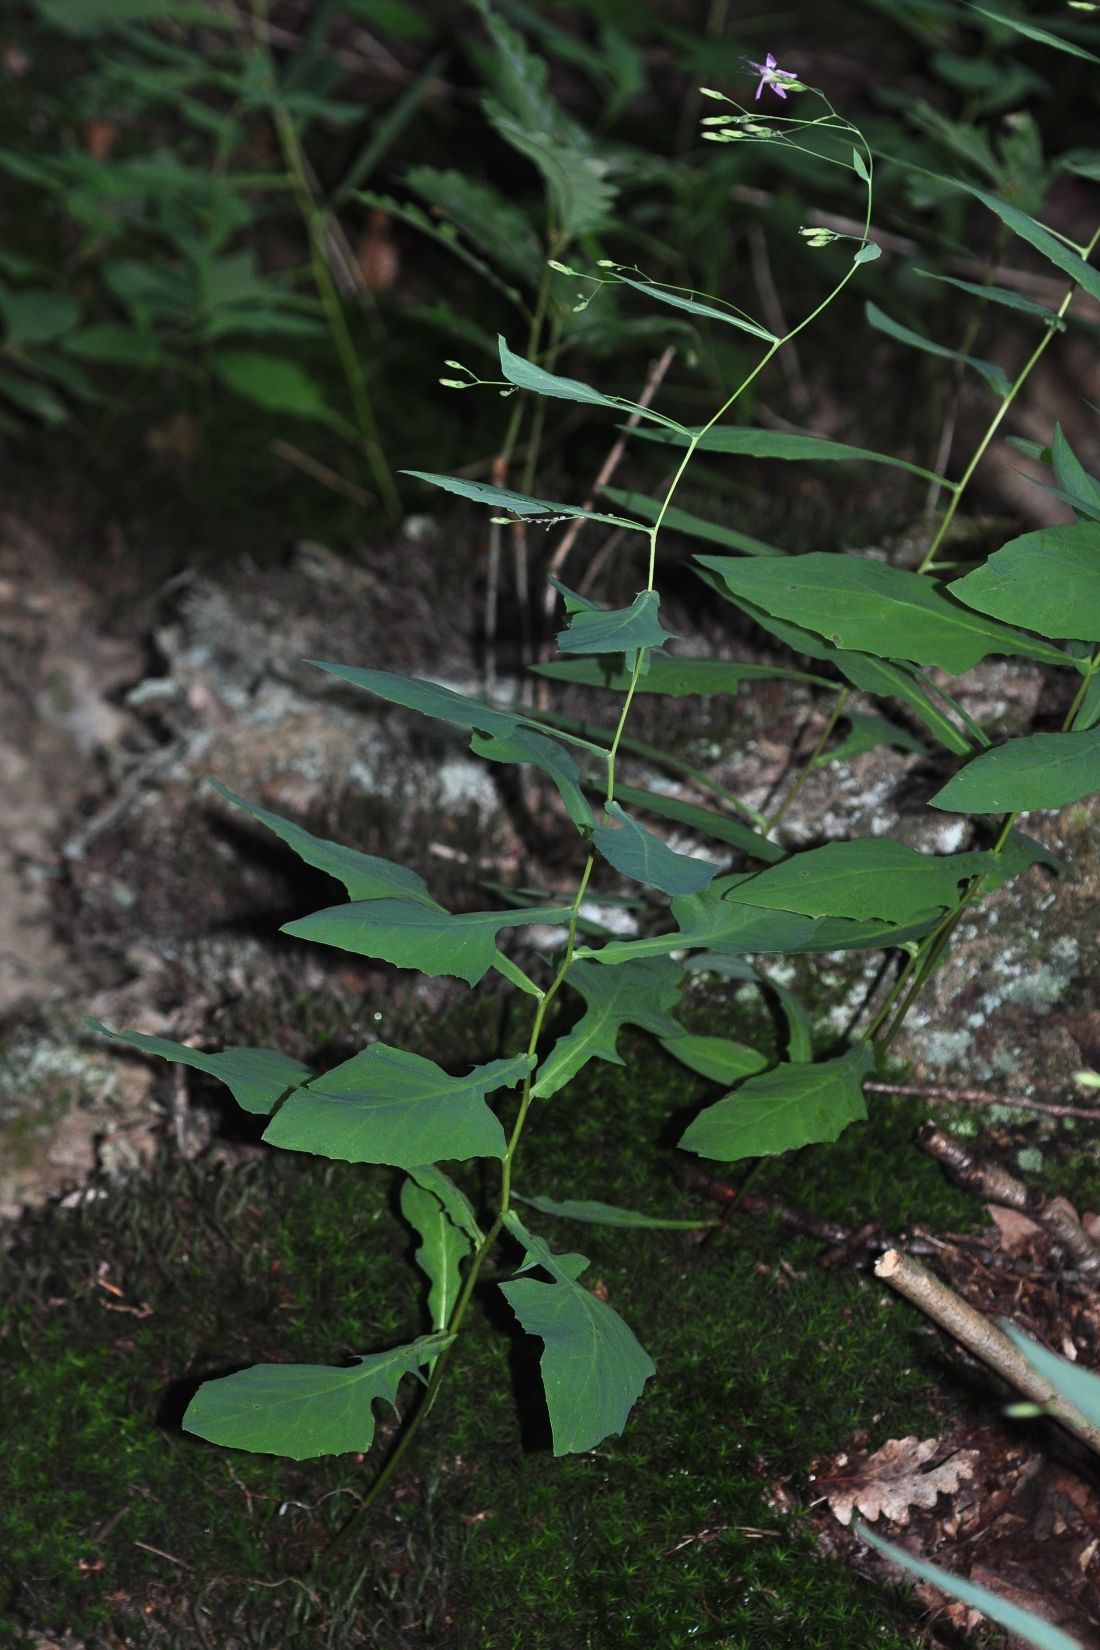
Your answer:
0;1001;989;1647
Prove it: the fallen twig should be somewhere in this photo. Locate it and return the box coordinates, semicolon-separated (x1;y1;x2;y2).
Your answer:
918;1125;1100;1279
875;1248;1100;1454
864;1079;1100;1123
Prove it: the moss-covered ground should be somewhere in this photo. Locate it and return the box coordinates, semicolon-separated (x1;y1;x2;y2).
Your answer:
3;984;1090;1649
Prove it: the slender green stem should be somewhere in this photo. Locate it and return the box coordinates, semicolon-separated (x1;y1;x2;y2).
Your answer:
765;688;849;836
250;0;401;524
917;222;1100;574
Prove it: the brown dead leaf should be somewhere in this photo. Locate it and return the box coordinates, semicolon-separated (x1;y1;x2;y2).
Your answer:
986;1205;1045;1253
826;1437;979;1527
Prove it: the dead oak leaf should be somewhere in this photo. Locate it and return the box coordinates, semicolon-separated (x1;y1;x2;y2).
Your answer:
826;1437;979;1527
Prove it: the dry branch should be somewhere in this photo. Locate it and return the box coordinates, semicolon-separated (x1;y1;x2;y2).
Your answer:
864;1079;1100;1124
875;1248;1100;1454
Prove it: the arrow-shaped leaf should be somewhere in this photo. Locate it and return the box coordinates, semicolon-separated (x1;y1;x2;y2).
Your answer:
208;780;439;904
500;1212;655;1455
264;1045;530;1165
533;957;685;1098
282;899;569;985
85;1021;309;1115
471;725;594;832
183;1334;451;1459
557;589;676;655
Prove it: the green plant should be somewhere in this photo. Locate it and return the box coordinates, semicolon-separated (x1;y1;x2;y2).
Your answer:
92;0;1100;1583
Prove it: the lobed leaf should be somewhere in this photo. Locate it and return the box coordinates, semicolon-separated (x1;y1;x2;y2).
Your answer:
264;1045;530;1166
557;589;675;655
209;780;439;903
182;1334;450;1460
85;1021;309;1115
679;1044;873;1161
931;726;1100;813
532;957;685;1098
401;1176;472;1334
700;552;1071;674
283;898;569;985
500;1212;655;1455
950;522;1100;643
594;800;717;895
658;1033;767;1084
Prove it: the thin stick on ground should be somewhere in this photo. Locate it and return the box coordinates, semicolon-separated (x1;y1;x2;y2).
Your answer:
875;1248;1100;1454
864;1079;1100;1124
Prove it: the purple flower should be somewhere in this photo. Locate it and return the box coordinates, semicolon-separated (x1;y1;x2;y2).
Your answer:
746;52;799;100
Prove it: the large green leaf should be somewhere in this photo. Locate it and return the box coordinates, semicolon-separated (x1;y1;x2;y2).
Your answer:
723;838;991;925
85;1022;309;1115
404;470;640;529
608;782;787;864
264;1046;529;1165
308;662;519;738
699;553;1070;674
599;487;787;555
515;1194;710;1230
401;1176;472;1333
406;1163;484;1245
679;1044;873;1161
931;726;1100;812
860;1526;1082;1650
182;1334;449;1460
636;424;941;483
471;725;593;832
949;523;1100;642
557;590;675;655
658;1033;767;1083
532;957;684;1098
594;801;717;895
282;899;568;985
532;655;825;694
499;1213;655;1455
209;780;439;904
694;567;974;754
865;301;1011;398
